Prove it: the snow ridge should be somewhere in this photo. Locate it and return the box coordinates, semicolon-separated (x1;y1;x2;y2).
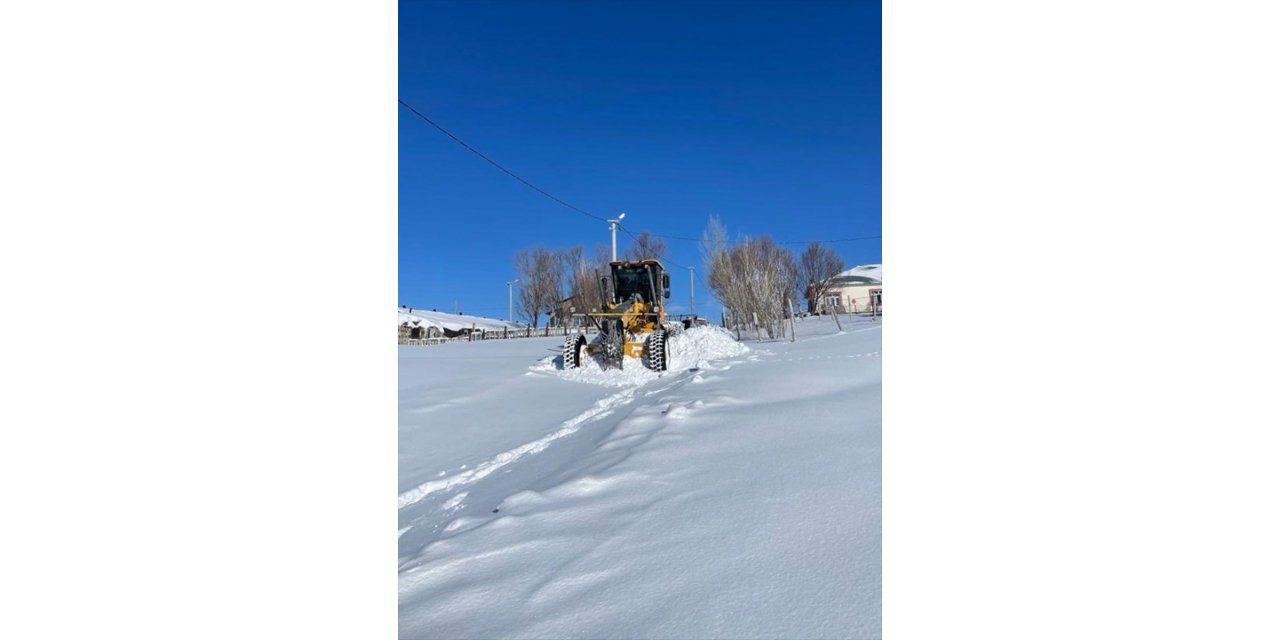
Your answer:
397;387;639;509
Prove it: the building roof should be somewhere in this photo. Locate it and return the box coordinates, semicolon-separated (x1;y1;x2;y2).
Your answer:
831;263;882;285
398;309;522;331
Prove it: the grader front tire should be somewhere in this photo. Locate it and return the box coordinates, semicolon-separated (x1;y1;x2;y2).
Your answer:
646;331;669;372
563;334;587;369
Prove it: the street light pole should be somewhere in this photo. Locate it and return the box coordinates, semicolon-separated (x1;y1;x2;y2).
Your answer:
688;266;695;319
507;279;519;323
607;212;626;260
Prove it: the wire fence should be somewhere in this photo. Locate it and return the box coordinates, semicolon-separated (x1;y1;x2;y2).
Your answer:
717;302;883;343
398;306;882;346
398;324;601;346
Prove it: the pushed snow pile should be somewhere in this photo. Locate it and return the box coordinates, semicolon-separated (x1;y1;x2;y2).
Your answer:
667;325;749;370
530;325;748;386
555;352;659;387
523;352;652;387
529;349;659;387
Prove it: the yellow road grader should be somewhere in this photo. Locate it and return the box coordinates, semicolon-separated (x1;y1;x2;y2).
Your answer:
563;259;674;372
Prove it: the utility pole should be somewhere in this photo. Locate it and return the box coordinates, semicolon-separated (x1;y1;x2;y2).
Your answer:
507;279;519;323
607;212;626;260
687;266;695;319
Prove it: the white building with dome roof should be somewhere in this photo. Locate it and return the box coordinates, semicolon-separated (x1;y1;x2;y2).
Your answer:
817;263;882;314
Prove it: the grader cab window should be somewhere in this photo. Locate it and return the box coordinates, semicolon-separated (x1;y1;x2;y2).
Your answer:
613;265;657;302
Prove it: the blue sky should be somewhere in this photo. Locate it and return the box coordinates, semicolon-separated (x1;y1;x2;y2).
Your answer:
400;0;880;319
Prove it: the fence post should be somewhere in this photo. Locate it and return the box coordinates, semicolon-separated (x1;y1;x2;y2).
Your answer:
788;299;796;342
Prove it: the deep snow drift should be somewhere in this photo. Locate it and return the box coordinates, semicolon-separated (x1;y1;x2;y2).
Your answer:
398;317;881;638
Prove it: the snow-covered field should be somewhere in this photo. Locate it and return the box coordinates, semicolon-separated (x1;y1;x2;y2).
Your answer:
399;315;882;638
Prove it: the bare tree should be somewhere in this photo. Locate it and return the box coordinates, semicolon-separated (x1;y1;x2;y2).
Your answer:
798;241;845;314
513;245;562;329
558;245;605;328
593;242;615;304
594;243;613;268
702;215;738;325
738;236;797;338
701;216;798;340
623;230;667;262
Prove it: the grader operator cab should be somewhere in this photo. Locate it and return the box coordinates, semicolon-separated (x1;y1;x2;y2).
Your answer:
563;259;674;371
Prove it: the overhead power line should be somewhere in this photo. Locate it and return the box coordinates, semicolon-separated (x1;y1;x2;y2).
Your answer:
398;99;607;222
786;235;882;245
621;224;880;248
617;224;693;270
400;99;879;247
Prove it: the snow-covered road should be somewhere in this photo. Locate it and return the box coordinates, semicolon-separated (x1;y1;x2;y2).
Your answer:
399;316;881;638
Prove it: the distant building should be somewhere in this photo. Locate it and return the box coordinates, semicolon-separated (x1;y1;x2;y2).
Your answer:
552;296;588;329
399;319;445;342
398;308;518;343
818;264;882;314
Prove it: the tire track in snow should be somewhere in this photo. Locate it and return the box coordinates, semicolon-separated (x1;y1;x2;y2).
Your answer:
398;386;641;509
398;367;712;567
770;351;881;362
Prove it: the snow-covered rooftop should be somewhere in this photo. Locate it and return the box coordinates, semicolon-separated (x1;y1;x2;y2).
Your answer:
398;308;522;332
834;263;882;284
